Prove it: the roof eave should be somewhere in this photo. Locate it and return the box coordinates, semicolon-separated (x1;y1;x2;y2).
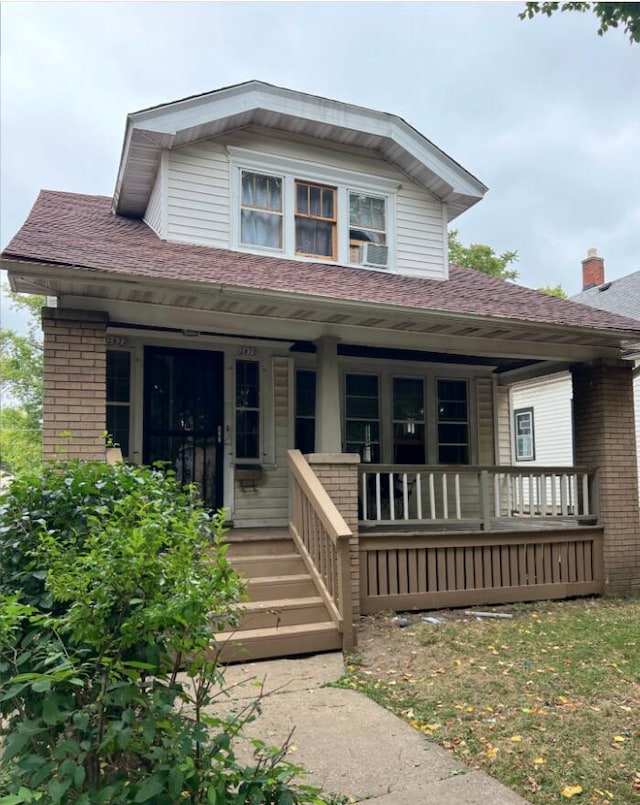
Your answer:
113;81;487;218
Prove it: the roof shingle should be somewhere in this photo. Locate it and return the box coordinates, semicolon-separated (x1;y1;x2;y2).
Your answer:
3;190;640;337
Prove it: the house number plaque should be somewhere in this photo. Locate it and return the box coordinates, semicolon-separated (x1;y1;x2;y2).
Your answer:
236;346;257;356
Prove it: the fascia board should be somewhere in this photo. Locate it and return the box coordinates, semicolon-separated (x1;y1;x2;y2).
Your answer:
116;83;486;215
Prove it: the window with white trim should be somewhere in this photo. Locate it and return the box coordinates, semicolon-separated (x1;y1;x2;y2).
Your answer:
106;350;131;459
514;407;535;461
235;359;260;460
229;148;396;268
240;171;283;249
437;379;469;464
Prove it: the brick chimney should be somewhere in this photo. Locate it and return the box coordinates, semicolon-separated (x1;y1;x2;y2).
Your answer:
582;248;605;290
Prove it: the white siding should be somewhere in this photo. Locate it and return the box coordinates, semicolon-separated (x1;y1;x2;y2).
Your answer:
166;142;230;247
232;356;290;527
165;129;447;280
510;372;573;467
143;165;164;237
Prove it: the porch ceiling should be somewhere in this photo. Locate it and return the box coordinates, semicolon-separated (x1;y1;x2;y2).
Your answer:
9;263;634;366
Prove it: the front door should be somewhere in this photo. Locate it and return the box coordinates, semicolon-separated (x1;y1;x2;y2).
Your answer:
143;347;224;510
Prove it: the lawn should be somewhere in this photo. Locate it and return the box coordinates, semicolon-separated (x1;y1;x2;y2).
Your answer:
341;598;639;805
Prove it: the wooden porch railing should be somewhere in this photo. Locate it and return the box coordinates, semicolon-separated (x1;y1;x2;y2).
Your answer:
359;465;598;529
288;450;355;650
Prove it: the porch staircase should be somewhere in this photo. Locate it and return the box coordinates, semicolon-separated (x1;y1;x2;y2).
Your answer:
216;528;343;663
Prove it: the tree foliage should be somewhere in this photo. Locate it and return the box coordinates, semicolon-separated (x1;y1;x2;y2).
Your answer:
448;229;519;281
537;283;568;298
520;2;640;43
0;289;44;473
0;460;340;804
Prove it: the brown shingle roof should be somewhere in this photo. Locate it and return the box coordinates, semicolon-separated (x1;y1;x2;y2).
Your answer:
3;190;640;337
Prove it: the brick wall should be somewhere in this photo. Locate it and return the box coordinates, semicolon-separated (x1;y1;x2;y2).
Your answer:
572;359;640;594
306;453;361;627
42;308;109;461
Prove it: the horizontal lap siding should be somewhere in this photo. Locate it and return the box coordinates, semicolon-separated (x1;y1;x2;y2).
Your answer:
143;167;164;237
395;184;444;279
511;372;573;466
167;143;229;247
166;130;447;280
233;357;290;528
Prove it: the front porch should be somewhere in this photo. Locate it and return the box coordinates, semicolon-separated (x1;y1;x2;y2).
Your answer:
216;451;605;662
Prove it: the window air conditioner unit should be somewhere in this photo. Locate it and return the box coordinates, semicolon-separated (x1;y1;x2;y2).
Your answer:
361;243;389;269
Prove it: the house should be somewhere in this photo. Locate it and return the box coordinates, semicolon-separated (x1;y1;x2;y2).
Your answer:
2;81;640;659
510;251;640;489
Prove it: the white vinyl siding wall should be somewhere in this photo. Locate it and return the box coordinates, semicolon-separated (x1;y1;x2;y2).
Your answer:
143;166;165;237
166;142;230;246
165;130;447;280
232;356;290;527
510;372;573;467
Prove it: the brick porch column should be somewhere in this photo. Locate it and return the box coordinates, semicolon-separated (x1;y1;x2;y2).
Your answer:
572;359;640;594
306;453;361;624
42;308;109;461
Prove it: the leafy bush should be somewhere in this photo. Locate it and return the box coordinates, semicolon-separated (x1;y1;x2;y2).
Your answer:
0;461;340;804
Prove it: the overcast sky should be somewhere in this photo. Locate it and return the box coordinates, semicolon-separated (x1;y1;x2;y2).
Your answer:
1;1;639;332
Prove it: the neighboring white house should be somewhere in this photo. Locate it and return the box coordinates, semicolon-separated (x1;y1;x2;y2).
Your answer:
510;250;640;485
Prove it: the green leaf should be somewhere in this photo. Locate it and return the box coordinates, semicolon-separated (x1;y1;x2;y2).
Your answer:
42;696;61;725
207;786;218;804
134;776;165;802
2;731;30;762
48;777;71;803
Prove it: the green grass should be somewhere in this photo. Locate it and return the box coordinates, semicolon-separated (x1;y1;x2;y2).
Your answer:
340;598;640;805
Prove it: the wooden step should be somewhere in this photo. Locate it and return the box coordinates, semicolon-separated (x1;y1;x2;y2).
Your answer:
226;537;295;558
216;621;343;664
232;553;305;578
247;574;316;601
233;596;329;630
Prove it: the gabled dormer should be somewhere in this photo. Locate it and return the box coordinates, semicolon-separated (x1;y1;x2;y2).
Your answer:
114;81;487;281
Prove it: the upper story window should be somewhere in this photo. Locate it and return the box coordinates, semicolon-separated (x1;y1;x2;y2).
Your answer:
240;171;283;249
229;147;397;269
295;181;336;259
349;192;387;266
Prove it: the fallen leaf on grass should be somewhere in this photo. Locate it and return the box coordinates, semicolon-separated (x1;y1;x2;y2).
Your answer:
561;784;583;798
510;735;523;742
612;735;626;743
534;757;545;765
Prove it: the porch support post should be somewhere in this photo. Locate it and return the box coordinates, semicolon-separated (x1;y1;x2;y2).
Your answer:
315;336;342;453
42;308;109;461
572;359;640;594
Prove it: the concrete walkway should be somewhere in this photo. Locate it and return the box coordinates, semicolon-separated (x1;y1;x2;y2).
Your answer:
215;652;530;804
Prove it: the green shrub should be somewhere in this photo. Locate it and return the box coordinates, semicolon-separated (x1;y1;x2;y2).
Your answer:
0;461;340;804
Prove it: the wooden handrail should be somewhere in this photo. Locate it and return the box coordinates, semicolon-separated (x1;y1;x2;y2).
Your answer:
287;450;355;651
361;463;594;475
288;450;352;543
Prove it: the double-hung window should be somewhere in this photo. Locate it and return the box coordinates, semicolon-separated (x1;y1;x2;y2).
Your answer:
295;181;336;260
235;360;260;460
349;192;387;265
437;379;469;464
230;148;395;267
514;407;535;461
240;171;283;250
